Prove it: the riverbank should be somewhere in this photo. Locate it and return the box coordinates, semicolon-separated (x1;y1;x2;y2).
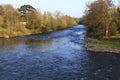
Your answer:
0;25;75;38
85;38;120;53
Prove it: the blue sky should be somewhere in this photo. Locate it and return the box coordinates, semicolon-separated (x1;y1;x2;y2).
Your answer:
0;0;118;17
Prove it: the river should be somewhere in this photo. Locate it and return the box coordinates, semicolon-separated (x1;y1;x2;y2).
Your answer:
0;25;120;80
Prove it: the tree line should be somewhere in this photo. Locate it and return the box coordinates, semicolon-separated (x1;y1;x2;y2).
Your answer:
0;4;78;37
82;0;120;39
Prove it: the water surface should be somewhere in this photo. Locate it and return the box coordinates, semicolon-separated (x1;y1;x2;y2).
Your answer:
0;25;120;80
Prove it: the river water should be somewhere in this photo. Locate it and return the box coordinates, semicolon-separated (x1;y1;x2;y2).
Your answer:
0;25;120;80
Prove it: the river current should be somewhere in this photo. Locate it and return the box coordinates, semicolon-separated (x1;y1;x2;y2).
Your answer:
0;25;120;80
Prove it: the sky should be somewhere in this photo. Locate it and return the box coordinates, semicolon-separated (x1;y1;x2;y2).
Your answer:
0;0;118;18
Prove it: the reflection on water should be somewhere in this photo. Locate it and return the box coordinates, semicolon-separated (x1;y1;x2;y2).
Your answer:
0;25;120;80
0;39;56;51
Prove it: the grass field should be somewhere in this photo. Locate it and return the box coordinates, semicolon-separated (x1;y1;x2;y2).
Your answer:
97;39;120;48
85;38;120;53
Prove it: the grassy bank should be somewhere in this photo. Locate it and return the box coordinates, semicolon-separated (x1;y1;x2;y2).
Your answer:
85;38;120;53
0;25;76;38
0;27;31;38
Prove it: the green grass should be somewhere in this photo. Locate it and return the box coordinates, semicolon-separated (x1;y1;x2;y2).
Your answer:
110;34;120;38
97;39;120;48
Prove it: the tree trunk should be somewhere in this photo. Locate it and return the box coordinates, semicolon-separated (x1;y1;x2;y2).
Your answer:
105;25;109;39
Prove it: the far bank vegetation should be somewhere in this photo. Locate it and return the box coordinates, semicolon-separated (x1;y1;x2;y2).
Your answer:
0;4;78;38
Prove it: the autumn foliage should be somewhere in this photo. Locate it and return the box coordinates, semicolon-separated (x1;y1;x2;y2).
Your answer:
0;5;78;37
83;0;120;39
